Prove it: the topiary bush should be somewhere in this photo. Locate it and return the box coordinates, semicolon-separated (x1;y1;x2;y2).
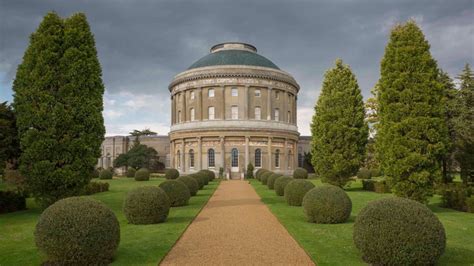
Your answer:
255;169;269;180
197;170;210;185
284;179;315;206
165;168;180;179
35;197;120;265
199;169;216;182
302;185;352;224
99;169;113;180
190;174;205;190
261;171;273;185
293;167;308;179
134;168;150;181
353;197;446;265
177;176;199;196
159;180;191;207
274;176;293;196
123;186;170;224
267;173;283;190
126;168;136;178
81;181;109;195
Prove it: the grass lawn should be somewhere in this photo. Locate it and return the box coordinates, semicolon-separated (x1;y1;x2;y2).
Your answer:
251;179;474;265
0;177;218;265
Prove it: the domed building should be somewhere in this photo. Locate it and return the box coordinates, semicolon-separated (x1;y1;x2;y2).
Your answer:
169;42;300;178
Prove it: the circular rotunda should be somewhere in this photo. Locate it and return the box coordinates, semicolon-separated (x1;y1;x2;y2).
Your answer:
169;42;300;178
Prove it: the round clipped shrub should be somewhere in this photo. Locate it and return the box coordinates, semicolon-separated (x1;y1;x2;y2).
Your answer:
255;169;268;180
197;171;210;185
123;186;170;224
165;168;180;179
284;179;315;206
176;176;199;196
99;169;113;180
134;168;150;181
302;185;352;223
126;168;136;178
35;197;120;265
261;171;273;185
267;173;283;190
199;169;215;182
190;174;205;189
353;197;446;265
274;176;293;196
293;167;308;179
159;180;191;207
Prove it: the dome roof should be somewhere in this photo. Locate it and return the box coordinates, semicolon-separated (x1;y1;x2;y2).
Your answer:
187;42;280;70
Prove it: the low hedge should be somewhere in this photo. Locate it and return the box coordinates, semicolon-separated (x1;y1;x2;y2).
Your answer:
99;169;113;180
177;176;199;196
159;180;191;207
267;173;283;190
284;179;315;206
81;181;109;195
293;167;308;179
35;197;120;265
165;168;180;179
126;168;136;178
255;169;269;180
0;191;26;214
353;197;446;265
199;169;215;182
190;174;205;189
197;171;210;185
302;185;352;224
261;171;273;185
134;168;150;181
123;186;170;224
361;178;391;193
274;176;293;196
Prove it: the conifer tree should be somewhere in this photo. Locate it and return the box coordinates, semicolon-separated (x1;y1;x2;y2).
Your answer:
12;12;105;207
375;21;448;203
311;59;368;187
0;102;20;172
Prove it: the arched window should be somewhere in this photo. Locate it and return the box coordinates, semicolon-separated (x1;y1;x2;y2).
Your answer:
208;149;215;167
231;148;239;167
190;108;195;121
255;149;262;168
177;150;181;168
189;149;195;168
208;106;215;120
275;149;280;168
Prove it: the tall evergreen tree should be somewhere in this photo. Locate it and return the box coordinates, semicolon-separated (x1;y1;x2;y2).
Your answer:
455;64;474;183
12;12;105;207
311;59;368;187
0;102;20;172
375;21;448;203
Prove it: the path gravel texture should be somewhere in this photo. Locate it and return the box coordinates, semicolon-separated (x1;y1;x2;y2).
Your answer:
160;180;315;266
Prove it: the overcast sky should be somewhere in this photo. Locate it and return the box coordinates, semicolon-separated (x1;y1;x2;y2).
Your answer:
1;0;473;136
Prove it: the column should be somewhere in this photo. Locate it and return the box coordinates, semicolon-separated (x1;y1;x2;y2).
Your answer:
171;95;175;124
197;137;202;170
267;87;272;120
284;139;288;173
170;140;174;168
294;95;297;125
245;136;249;169
294;140;298;170
268;137;272;170
182;91;187;122
181;139;185;173
244;85;249;119
220;136;225;170
221;86;226;120
198;87;202;121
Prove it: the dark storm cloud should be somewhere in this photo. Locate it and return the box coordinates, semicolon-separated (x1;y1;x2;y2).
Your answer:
1;0;473;134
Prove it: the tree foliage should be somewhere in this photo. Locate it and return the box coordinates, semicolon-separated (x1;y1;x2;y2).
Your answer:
0;102;20;172
12;12;105;207
114;144;159;170
129;128;157;145
311;59;368;187
375;21;448;203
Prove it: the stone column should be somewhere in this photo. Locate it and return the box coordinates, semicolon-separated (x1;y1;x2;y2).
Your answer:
244;85;249;119
181;139;185;173
294;95;297;125
182;92;186;122
198;87;202;121
267;87;272;120
245;136;249;170
268;137;272;170
220;136;225;171
221;86;226;120
170;140;174;168
284;138;288;173
197;137;202;170
171;95;175;124
293;140;298;170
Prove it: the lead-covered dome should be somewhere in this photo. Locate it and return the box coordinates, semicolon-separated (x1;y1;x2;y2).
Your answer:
188;42;280;70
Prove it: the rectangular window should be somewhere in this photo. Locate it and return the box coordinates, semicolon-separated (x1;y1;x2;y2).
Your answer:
255;107;261;120
274;109;280;121
190;91;195;100
255;89;261;97
190;108;195;121
231;106;238;120
275;91;279;99
208;106;215;120
231;87;238;96
208;88;215;98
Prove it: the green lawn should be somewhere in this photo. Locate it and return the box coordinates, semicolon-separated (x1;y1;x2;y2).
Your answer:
251;179;474;265
0;177;218;265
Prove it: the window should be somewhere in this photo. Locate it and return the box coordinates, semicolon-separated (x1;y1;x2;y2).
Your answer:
177;150;181;168
255;89;261;97
255;149;262;168
274;108;280;121
190;91;195;100
275;91;279;99
231;148;239;167
298;147;303;167
189;149;195;168
190;108;195;121
255;107;261;120
178;111;182;123
231;87;238;96
287;111;291;123
208;88;215;97
288;151;292;169
208;106;215;120
231;106;238;120
275;149;280;168
208;149;215;167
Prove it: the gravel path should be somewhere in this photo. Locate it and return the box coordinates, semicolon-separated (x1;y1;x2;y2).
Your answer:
160;180;315;265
